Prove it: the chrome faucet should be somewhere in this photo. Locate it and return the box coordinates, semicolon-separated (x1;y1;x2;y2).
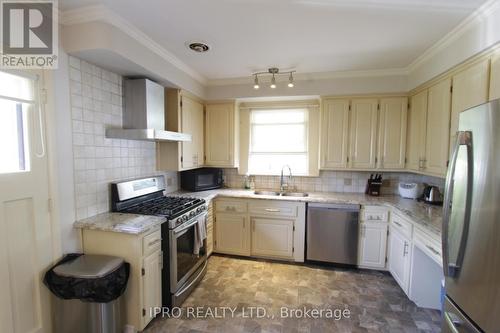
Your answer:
280;165;292;192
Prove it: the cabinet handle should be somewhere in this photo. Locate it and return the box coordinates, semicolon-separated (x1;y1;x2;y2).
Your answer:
425;244;440;256
403;241;409;257
243;219;245;229
264;208;280;212
252;219;255;232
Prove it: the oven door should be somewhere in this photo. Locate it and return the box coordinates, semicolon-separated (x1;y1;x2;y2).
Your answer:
169;213;207;292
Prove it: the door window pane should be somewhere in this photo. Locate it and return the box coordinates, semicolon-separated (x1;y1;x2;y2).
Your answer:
0;100;30;173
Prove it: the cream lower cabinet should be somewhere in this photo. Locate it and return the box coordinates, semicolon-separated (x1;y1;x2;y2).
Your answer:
388;216;412;294
205;102;239;167
251;217;294;258
214;213;250;256
82;227;162;331
214;198;305;262
206;202;214;256
358;206;389;269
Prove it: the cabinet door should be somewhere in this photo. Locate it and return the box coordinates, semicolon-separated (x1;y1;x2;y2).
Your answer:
180;96;204;169
425;78;451;176
205;103;235;167
321;99;349;169
251;217;294;258
142;250;162;326
349;99;378;169
490;53;500;101
450;59;490;154
359;223;387;269
215;214;249;256
407;90;428;171
378;97;408;169
388;227;411;294
206;203;214;256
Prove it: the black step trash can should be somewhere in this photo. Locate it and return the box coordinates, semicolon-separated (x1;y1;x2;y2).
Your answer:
44;254;130;333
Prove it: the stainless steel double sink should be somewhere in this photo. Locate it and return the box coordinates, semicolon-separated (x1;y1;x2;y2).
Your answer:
253;190;309;197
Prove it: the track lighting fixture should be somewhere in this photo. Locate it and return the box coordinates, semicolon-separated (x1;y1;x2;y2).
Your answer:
251;68;296;90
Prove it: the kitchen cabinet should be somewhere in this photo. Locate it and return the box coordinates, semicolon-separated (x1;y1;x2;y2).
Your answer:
251;217;294;258
320;98;350;169
388;225;411;294
377;97;407;169
205;102;239;167
206;202;214;256
157;89;204;171
489;53;500;101
214;213;250;256
349;98;378;169
82;227;162;331
358;222;388;269
406;90;428;171
424;78;452;176
450;59;490;154
142;250;162;320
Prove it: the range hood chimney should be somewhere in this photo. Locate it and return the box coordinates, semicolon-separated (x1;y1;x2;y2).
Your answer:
105;78;191;142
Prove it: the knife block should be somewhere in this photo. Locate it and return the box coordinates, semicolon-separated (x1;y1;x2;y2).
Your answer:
365;179;382;196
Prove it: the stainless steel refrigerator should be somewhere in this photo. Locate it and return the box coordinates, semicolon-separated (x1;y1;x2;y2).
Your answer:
442;99;500;332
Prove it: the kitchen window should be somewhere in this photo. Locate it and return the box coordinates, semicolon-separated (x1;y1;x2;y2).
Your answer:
0;71;36;174
248;108;309;175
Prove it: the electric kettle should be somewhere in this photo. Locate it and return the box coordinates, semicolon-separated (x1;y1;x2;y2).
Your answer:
422;185;443;205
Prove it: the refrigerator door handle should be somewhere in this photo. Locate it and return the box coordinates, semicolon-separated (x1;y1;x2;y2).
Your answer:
442;131;473;278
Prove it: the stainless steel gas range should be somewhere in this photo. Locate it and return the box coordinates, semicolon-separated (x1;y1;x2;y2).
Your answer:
111;176;208;307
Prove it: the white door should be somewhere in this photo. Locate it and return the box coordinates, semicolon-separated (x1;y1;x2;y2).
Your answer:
349;99;378;169
0;71;54;333
388;227;411;293
214;214;249;255
320;99;349;169
142;250;162;326
205;103;235;167
425;78;451;176
378;97;408;169
250;217;294;258
358;222;387;269
407;90;428;171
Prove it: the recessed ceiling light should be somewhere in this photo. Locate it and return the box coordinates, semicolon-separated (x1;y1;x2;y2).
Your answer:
188;42;210;53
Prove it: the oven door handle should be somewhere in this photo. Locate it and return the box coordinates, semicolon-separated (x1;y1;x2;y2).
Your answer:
173;213;207;235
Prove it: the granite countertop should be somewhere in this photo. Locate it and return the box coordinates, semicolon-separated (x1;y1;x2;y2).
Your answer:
171;188;443;238
74;212;164;235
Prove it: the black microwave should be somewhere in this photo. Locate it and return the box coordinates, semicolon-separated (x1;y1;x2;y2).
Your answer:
180;168;223;191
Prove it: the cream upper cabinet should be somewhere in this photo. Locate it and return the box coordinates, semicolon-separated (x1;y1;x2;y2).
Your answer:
205;102;239;167
450;59;490;153
320;98;350;169
377;97;408;169
424;78;452;176
406;91;428;171
490;53;500;101
157;89;204;171
349;98;378;169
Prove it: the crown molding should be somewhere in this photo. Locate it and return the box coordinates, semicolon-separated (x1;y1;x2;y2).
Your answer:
207;67;409;87
60;5;207;85
407;0;500;72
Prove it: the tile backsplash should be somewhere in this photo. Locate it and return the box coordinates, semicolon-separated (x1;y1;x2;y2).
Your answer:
223;169;444;195
68;56;178;220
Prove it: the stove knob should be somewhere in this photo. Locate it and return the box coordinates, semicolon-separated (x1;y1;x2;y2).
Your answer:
182;215;188;222
176;218;182;225
189;211;196;217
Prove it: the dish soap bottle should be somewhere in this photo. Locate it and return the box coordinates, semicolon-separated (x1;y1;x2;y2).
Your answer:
244;173;251;189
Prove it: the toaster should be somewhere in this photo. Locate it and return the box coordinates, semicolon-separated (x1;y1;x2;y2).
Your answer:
398;183;421;199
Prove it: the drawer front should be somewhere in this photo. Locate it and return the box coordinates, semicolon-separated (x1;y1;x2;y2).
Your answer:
248;201;298;218
143;229;162;256
361;206;389;222
391;213;413;239
413;228;442;266
216;200;247;213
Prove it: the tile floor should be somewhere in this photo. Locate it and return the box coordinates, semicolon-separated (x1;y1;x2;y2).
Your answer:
145;255;442;332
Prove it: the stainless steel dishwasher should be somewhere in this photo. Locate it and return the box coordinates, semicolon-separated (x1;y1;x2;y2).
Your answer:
306;203;360;265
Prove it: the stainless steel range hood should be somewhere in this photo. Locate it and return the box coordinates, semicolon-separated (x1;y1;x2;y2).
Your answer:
105;78;191;142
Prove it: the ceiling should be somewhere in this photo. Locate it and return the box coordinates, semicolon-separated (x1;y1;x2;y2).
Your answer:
60;0;488;81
